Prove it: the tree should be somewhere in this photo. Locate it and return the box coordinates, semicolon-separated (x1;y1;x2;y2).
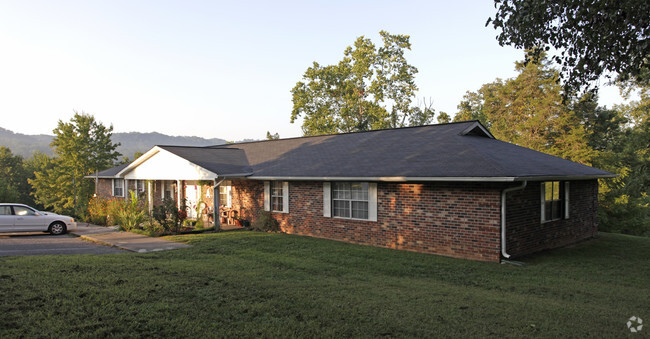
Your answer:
0;146;32;204
436;112;451;124
266;131;279;140
290;31;434;135
454;52;594;165
603;85;650;234
488;0;650;92
30;112;121;216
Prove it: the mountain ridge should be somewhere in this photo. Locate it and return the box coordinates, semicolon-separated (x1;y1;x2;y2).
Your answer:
0;127;228;159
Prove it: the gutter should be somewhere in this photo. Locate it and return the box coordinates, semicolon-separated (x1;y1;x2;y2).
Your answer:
249;175;614;182
501;180;527;259
249;176;519;182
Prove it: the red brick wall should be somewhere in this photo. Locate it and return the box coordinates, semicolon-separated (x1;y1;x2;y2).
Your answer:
231;180;503;262
230;179;264;221
505;180;598;257
96;179;113;198
95;177;600;262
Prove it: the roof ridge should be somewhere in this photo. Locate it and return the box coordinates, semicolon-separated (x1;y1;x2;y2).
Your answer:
210;120;481;147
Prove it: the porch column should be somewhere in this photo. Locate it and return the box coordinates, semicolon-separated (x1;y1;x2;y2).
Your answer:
176;180;182;209
124;179;129;198
213;178;222;231
147;180;153;214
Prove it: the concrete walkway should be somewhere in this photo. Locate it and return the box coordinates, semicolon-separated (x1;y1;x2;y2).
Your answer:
71;223;191;253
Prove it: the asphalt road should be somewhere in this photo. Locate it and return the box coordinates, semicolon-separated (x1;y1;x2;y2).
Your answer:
0;233;125;256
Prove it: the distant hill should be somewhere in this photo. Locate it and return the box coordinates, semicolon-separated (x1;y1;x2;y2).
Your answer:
0;127;228;159
0;127;53;158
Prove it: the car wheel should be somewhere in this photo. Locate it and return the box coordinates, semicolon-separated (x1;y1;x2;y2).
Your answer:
49;222;67;235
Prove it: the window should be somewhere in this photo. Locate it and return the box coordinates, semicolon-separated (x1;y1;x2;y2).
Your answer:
264;181;288;213
13;206;36;216
113;179;124;197
324;182;377;221
541;181;569;222
163;181;172;199
271;181;283;212
219;181;232;207
0;206;13;215
136;180;145;193
332;182;369;219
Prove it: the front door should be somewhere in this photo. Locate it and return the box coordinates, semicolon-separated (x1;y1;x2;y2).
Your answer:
185;185;198;219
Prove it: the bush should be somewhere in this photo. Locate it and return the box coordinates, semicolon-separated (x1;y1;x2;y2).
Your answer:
87;195;109;226
107;198;126;226
115;191;147;231
152;197;187;234
251;210;279;232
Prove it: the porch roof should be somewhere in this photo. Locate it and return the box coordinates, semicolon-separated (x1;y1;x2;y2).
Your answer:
114;146;251;180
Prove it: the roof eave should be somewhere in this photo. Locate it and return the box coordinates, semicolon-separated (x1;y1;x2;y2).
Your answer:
513;174;618;181
83;175;120;179
248;174;617;182
248;176;518;182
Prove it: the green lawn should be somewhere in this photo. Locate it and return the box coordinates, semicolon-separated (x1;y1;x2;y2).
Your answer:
1;231;648;337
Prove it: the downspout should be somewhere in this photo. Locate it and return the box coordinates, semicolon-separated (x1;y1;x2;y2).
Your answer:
501;180;527;259
213;178;225;231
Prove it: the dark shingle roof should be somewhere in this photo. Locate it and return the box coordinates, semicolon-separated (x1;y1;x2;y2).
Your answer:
90;121;614;181
85;163;129;178
207;121;612;180
158;146;252;175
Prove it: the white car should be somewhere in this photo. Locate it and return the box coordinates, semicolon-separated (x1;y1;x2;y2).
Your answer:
0;203;78;235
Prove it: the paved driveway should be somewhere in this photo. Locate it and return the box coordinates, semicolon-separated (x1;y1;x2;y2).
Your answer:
0;233;125;256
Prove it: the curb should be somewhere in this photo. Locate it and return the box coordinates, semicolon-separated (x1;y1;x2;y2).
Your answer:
78;234;127;251
77;232;191;253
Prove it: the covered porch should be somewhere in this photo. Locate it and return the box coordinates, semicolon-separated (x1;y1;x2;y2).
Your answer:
116;145;253;230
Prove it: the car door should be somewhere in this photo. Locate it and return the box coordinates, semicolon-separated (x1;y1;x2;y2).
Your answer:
0;206;15;231
12;205;46;231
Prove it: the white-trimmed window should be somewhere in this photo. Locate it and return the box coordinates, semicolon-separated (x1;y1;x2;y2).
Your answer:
113;179;124;197
323;182;377;221
264;181;288;213
541;181;569;222
136;180;145;193
163;181;172;200
333;182;368;219
219;180;232;207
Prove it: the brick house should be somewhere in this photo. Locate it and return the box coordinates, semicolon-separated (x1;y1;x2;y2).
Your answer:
89;121;614;262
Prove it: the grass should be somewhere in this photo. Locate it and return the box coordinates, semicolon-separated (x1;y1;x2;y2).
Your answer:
1;231;648;337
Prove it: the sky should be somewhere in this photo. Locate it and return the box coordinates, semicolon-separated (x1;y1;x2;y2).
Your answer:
0;0;626;141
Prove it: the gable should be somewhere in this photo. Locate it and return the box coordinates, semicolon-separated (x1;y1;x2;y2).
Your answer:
121;148;218;180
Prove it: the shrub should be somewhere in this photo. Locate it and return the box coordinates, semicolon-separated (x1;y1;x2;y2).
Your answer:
107;198;126;226
115;190;147;231
87;195;109;226
251;210;279;232
152;197;187;234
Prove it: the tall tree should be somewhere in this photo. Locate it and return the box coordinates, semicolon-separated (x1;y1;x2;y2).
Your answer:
454;52;594;165
30;112;121;215
290;31;434;135
0;146;32;204
488;0;650;92
582;85;650;235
